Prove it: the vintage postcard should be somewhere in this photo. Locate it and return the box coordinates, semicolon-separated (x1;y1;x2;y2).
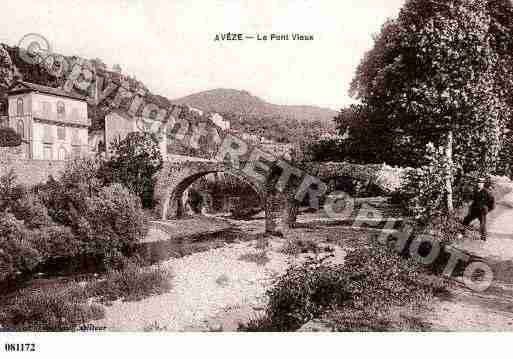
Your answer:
1;0;513;357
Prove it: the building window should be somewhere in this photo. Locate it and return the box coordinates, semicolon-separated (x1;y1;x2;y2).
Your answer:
42;101;51;118
72;145;81;158
43;144;53;160
43;124;53;143
71;128;79;143
57;126;66;140
71;108;79;122
17;98;24;116
58;146;67;161
57;101;65;118
16;120;24;139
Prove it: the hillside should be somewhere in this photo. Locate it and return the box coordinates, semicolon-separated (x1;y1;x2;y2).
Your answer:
172;89;338;125
0;44;339;144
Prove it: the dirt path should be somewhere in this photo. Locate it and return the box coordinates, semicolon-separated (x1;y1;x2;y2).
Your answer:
425;191;513;331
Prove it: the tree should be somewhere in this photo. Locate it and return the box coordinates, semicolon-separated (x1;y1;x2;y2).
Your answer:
348;0;513;210
102;132;163;208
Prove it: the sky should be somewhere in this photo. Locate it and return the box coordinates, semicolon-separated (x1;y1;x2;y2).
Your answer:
1;0;406;110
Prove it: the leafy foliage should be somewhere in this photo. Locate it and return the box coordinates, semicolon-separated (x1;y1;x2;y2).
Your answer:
0;169;26;212
0;213;41;282
0;163;149;283
258;255;350;331
102;132;163;208
396;143;454;219
0;287;105;331
74;183;148;257
343;0;513;174
241;238;441;331
10;193;52;229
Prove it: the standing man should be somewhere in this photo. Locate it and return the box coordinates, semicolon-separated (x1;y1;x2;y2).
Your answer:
463;177;495;241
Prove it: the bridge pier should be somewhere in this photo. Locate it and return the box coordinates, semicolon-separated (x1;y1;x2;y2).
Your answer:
264;190;291;236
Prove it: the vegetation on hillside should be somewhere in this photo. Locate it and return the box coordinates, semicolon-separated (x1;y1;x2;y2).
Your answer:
172;88;337;124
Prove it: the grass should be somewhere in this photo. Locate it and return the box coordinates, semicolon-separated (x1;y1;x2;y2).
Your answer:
238;250;270;266
0;287;105;331
0;263;172;331
280;238;326;256
83;263;172;303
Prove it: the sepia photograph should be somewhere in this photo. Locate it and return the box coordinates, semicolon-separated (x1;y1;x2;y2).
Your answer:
1;0;513;356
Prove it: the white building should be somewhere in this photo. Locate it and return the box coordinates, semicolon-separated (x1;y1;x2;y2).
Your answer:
7;81;90;160
210;113;230;131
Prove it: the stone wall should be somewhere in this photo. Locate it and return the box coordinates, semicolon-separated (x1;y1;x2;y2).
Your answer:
0;146;67;186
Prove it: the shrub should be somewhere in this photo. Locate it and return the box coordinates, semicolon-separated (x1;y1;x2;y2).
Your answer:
0;288;105;331
281;238;323;256
0;213;41;282
240;238;443;332
39;178;148;258
59;158;103;197
37;175;89;227
341;241;435;310
0;127;22;147
11;193;52;229
253;256;350;331
29;225;80;260
85;263;172;302
238;250;270;266
102;132;163;208
0;170;26;212
37;159;103;226
74;183;148;257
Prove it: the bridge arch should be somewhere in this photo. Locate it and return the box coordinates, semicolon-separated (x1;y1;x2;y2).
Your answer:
154;160;267;220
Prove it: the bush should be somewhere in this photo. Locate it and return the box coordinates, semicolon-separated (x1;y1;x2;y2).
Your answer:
37;175;89;227
0;288;105;331
341;241;434;310
37;159;103;226
29;226;80;260
102;132;163;208
39;176;148;258
247;256;350;331
0;170;26;212
281;238;323;256
0;213;41;282
74;183;148;257
240;238;443;332
85;263;172;302
11;193;52;229
0;127;22;147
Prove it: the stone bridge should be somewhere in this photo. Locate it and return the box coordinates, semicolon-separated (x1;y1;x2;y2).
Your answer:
153;154;402;235
154;157;267;220
154;155;303;234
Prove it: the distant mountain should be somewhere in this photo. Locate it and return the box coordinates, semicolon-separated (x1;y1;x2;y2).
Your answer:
0;43;339;144
171;89;338;125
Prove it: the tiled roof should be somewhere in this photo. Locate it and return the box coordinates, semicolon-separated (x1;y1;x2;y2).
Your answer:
9;81;88;101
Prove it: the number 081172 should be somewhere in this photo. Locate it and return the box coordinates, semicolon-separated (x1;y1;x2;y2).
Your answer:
4;343;36;352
